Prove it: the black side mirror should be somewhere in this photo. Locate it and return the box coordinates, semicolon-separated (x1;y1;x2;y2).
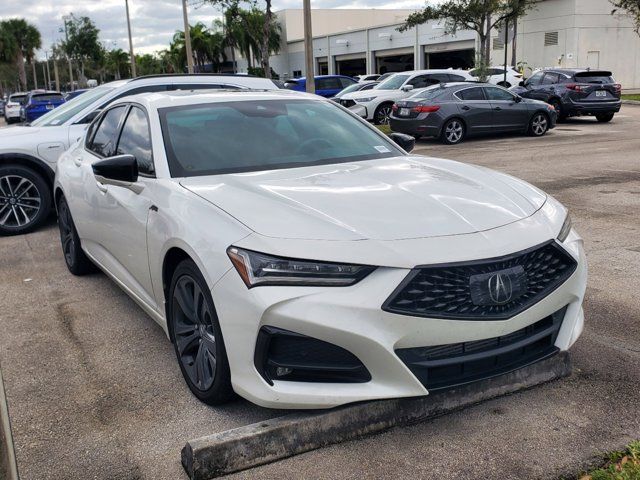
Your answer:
93;154;138;183
519;80;525;87
514;95;522;103
388;132;415;153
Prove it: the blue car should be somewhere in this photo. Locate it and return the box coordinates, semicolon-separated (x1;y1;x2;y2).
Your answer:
284;75;358;97
20;91;65;123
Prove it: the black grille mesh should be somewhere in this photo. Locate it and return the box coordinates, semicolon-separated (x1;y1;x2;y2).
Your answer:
383;241;577;320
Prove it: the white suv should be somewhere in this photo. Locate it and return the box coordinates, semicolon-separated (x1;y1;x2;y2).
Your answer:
0;74;279;235
4;92;27;124
468;66;523;88
338;70;473;125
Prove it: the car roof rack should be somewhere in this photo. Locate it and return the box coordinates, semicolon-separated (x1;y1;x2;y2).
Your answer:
127;73;261;82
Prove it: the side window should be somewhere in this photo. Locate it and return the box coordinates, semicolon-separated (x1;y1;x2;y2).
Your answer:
431;73;451;83
116;106;154;175
88;106;127;157
448;74;467;82
485;87;516;101
361;83;376;91
408;75;439;88
526;71;544;86
456;87;486;101
339;77;356;88
316;78;342;90
541;73;559;85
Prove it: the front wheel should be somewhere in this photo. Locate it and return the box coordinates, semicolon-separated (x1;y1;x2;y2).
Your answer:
0;165;51;236
529;112;549;137
374;103;393;125
169;260;234;405
441;118;465;145
595;113;614;123
57;195;95;275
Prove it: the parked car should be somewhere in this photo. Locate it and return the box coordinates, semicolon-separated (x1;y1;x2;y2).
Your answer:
0;99;4;117
64;89;89;101
283;75;357;97
3;92;27;124
355;74;380;83
339;69;474;124
510;68;621;122
390;82;557;144
20;91;66;123
0;74;280;236
468;66;523;87
54;88;586;409
329;81;378;102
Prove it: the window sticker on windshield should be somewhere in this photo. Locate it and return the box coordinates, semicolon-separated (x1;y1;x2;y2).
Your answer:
374;145;391;153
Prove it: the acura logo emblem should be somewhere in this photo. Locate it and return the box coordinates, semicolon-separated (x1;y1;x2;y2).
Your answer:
487;273;513;304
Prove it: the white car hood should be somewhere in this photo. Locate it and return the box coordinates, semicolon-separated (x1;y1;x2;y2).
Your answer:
180;156;547;241
0;126;44;138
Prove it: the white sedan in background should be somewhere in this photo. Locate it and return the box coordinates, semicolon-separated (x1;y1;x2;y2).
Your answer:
54;89;586;409
469;66;524;87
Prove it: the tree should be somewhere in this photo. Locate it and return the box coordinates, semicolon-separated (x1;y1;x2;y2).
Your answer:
611;0;640;34
0;19;41;90
62;14;102;86
400;0;533;73
106;48;130;79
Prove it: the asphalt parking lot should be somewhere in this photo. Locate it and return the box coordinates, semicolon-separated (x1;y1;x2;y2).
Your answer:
1;107;639;480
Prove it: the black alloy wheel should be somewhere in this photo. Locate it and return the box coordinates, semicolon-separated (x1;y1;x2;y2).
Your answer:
529;113;549;137
169;260;233;405
441;118;465;145
595;113;614;123
0;165;51;236
57;196;94;275
374;104;393;125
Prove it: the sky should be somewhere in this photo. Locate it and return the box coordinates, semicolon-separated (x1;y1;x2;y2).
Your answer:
0;0;426;58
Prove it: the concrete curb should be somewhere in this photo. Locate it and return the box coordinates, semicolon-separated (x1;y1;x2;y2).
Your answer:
182;352;571;480
622;100;640;105
0;364;19;480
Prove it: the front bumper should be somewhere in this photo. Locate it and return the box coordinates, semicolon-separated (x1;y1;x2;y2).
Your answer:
212;228;587;409
347;103;369;119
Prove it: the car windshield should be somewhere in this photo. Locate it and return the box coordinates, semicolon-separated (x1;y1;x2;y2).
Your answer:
375;74;410;90
31;86;114;126
31;93;64;102
408;85;448;101
160;99;402;177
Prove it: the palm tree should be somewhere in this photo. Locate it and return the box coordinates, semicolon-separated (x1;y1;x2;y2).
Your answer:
106;48;129;79
0;19;41;90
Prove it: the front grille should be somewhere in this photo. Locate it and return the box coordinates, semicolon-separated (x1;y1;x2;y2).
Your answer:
396;307;566;391
382;240;577;320
340;99;356;108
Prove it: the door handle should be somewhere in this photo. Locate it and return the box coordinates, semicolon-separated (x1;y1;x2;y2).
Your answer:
73;158;82;167
96;181;108;193
493;107;502;111
461;105;470;111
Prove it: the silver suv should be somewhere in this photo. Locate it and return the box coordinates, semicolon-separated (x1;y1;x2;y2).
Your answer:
0;74;279;235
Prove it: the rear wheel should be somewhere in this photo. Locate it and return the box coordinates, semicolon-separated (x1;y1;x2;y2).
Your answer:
595;113;614;123
441;118;465;145
529;112;549;137
169;260;234;405
0;165;51;236
57;195;95;275
374;103;393;125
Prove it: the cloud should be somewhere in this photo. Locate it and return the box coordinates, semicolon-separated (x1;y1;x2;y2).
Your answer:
0;0;424;57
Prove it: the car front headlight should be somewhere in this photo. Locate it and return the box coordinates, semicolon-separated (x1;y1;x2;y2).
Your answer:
227;247;376;287
354;97;376;103
557;213;572;242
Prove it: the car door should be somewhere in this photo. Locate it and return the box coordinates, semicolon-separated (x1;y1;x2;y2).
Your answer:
521;71;546;100
454;86;494;134
92;104;158;307
316;78;342;97
484;86;530;131
66;105;129;247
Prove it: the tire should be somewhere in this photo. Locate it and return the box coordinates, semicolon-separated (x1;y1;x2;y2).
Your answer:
374;103;393;125
528;112;550;137
549;99;566;121
57;195;95;275
169;259;234;405
596;113;614;123
440;118;465;145
0;165;51;236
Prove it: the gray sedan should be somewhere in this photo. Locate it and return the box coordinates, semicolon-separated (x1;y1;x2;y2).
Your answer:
390;82;557;144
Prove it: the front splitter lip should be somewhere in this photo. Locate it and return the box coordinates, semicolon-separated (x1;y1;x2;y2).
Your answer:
211;234;586;409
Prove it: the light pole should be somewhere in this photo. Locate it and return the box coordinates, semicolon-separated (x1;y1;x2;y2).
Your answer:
61;16;74;91
44;50;52;89
182;0;195;73
125;0;137;77
303;0;314;93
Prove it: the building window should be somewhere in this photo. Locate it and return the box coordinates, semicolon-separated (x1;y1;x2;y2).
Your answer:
293;70;302;77
544;32;559;46
493;37;504;50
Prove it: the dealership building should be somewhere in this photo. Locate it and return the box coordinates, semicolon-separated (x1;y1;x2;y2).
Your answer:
235;0;640;90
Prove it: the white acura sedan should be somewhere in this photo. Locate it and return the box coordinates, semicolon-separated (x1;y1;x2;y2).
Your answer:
54;89;586;409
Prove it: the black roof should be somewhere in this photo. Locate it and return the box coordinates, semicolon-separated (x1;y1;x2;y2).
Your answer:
543;68;612;75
